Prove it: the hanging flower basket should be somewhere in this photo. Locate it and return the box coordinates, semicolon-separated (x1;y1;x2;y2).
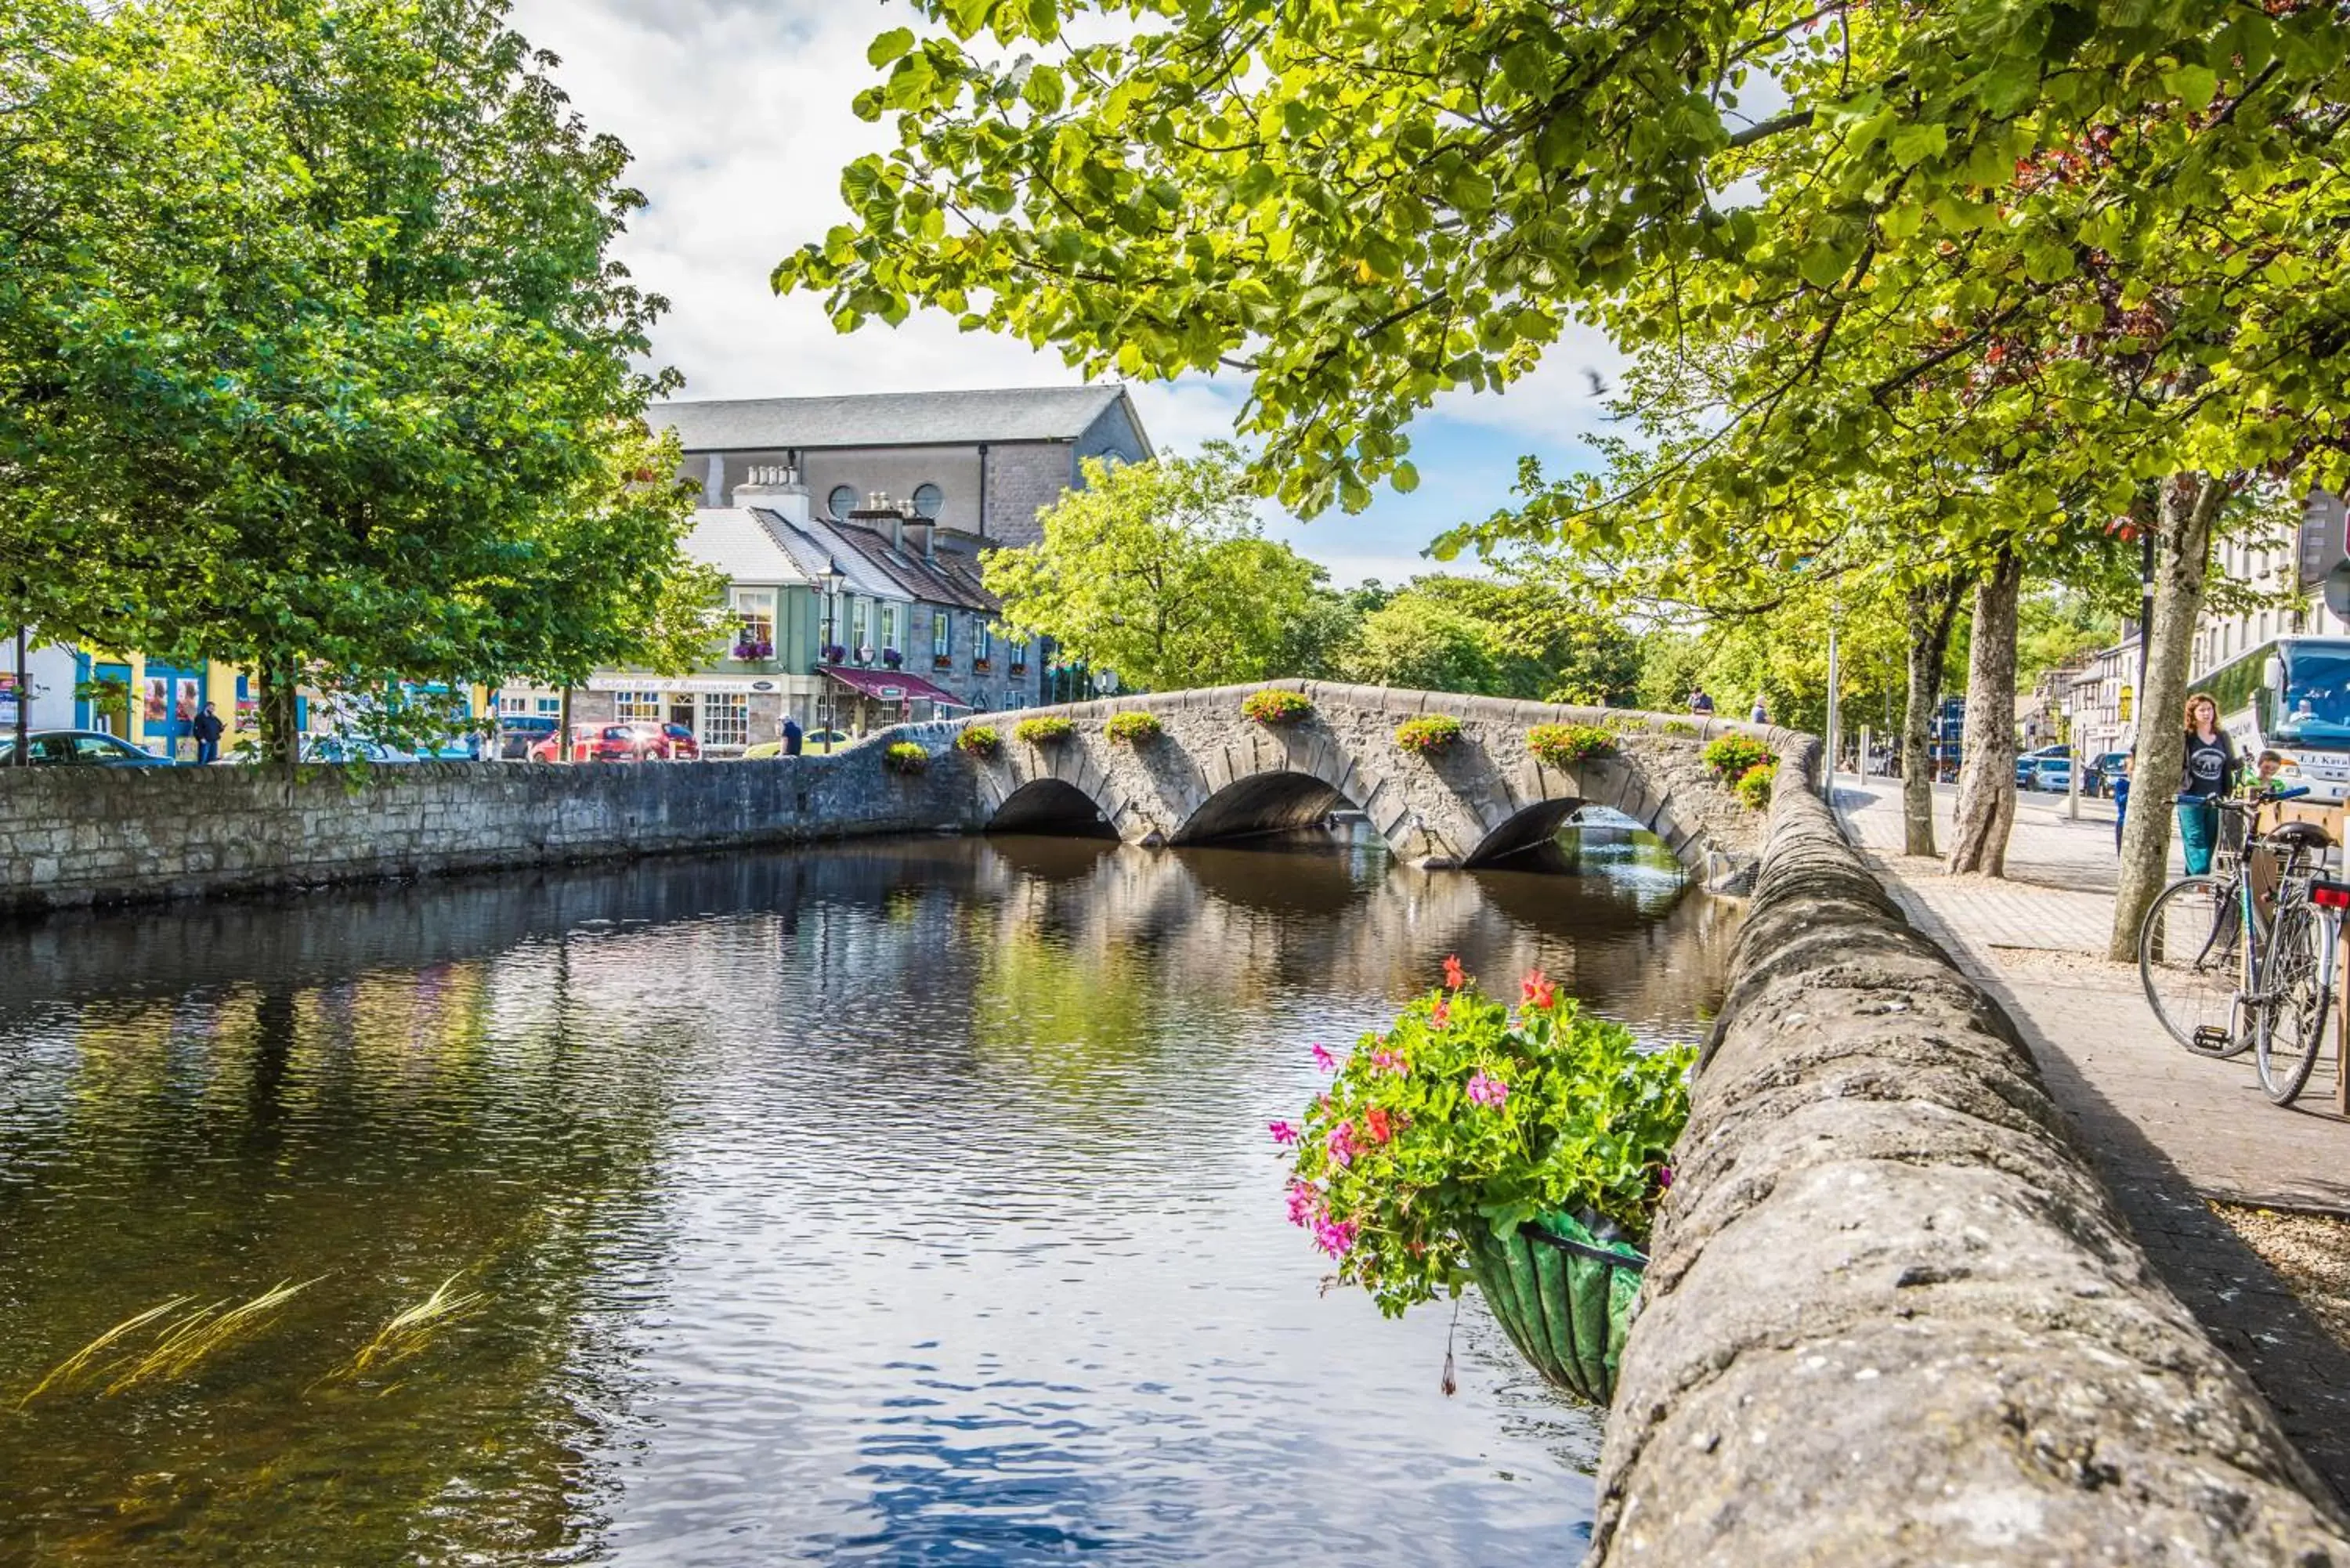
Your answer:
1275;961;1688;1409
883;742;931;775
1242;689;1312;725
822;643;847;664
882;648;903;669
1014;715;1075;745
1457;1212;1647;1404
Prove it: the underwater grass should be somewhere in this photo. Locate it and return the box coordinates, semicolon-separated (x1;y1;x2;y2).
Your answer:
319;1274;483;1386
17;1279;323;1404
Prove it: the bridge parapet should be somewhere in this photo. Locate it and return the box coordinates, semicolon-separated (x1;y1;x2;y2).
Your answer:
962;681;1785;891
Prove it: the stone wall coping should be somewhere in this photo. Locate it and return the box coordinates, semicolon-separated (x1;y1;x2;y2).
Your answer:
1587;735;2350;1564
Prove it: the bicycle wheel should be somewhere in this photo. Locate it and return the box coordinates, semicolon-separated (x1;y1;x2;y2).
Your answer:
2139;875;2251;1057
2256;904;2329;1106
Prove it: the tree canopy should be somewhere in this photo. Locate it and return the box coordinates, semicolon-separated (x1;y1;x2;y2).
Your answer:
2;0;712;759
983;446;1325;692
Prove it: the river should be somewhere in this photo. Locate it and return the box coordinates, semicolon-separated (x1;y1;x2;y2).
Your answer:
0;825;1738;1566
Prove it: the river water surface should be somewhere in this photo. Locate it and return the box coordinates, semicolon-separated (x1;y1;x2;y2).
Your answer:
0;827;1737;1566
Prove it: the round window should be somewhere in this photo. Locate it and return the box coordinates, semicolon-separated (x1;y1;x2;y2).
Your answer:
826;484;857;518
912;483;943;519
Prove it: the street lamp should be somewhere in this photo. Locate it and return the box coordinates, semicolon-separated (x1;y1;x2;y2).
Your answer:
819;562;846;733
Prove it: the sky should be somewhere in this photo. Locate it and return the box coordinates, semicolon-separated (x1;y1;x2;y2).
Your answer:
506;0;1623;587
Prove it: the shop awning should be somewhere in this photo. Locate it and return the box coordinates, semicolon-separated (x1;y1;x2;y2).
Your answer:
817;663;960;706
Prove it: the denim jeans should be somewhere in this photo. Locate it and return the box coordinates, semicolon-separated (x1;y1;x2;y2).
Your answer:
2176;797;2220;876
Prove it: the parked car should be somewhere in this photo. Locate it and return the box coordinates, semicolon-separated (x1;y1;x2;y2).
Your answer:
2084;750;2132;797
528;722;669;763
743;728;852;759
2030;756;2073;793
494;714;559;761
0;728;174;766
301;735;416;765
656;723;701;761
2014;743;2070;789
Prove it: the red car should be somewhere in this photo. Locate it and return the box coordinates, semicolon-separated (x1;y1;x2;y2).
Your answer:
529;723;656;763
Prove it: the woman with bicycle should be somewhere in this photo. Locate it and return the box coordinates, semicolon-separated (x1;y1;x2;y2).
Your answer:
2176;692;2238;874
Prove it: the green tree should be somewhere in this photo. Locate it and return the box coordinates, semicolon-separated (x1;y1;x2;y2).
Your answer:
5;0;708;768
1338;595;1499;695
984;446;1324;692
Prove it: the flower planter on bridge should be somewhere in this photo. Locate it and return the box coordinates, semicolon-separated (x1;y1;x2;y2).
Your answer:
1459;1212;1647;1405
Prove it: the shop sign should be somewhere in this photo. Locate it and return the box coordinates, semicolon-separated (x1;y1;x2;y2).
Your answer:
586;674;757;695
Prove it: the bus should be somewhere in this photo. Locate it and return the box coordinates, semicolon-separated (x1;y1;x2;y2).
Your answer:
2196;636;2350;802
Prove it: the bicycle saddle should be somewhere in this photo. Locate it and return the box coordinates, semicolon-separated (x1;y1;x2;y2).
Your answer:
2269;820;2334;850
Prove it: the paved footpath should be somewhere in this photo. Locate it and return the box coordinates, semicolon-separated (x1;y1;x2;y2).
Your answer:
1835;778;2350;1498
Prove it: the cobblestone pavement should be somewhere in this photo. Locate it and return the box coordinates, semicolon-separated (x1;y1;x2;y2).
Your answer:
1836;779;2350;1498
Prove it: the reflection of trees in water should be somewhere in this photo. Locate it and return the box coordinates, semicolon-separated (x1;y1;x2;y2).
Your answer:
0;826;1736;1562
0;948;681;1566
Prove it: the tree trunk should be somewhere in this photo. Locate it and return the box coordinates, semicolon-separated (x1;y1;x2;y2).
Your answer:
257;658;300;786
1947;548;2023;876
2109;474;2225;959
1900;576;1967;856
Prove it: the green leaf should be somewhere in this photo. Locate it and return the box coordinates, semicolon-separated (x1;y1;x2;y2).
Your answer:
867;27;915;67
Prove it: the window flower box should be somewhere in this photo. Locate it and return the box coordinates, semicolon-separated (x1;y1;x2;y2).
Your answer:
882;649;903;669
933;654;954;671
971;656;992;674
1008;661;1029;677
731;640;774;662
821;643;847;664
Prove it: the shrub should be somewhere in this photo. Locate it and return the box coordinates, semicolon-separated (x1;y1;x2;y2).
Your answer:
1241;689;1313;724
1393;714;1462;753
1104;710;1162;743
1702;734;1771;781
1526;722;1614;767
1735;760;1777;811
1014;714;1076;745
1277;959;1692;1315
956;724;1000;757
883;742;931;775
1661;720;1697;738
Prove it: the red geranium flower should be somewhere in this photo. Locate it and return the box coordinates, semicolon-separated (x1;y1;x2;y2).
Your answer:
1364;1107;1392;1144
1443;953;1466;990
1521;970;1556;1010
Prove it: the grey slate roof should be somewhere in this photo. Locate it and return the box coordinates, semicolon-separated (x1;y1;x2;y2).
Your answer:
658;386;1132;452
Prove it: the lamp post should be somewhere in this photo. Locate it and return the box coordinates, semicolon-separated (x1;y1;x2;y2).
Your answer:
819;562;846;734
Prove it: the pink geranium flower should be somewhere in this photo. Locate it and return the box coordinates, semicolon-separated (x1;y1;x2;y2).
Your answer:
1370;1048;1408;1076
1312;1217;1358;1258
1325;1120;1360;1168
1285;1180;1325;1227
1430;999;1451;1030
1466;1071;1509;1108
1269;1120;1300;1146
1311;1042;1336;1072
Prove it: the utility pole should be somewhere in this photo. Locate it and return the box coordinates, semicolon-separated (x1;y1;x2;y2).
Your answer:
1823;623;1841;802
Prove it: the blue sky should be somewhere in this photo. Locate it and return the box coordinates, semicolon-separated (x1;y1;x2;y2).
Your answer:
509;0;1620;586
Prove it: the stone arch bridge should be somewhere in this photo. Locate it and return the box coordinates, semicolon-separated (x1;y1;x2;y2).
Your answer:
949;682;1783;890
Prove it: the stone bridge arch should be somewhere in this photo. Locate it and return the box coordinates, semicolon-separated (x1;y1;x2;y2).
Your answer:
961;682;1780;891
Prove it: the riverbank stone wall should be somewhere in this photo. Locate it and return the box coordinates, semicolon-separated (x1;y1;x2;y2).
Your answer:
1589;736;2350;1565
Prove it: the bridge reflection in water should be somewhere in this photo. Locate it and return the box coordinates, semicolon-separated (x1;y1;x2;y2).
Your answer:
0;822;1734;1566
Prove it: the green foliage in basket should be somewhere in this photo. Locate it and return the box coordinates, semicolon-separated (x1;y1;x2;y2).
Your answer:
1392;714;1462;753
1104;710;1163;743
1276;958;1690;1317
1526;722;1614;767
1241;689;1312;724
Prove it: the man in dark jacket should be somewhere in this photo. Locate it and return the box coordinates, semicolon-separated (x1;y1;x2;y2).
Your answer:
192;702;226;764
781;715;804;757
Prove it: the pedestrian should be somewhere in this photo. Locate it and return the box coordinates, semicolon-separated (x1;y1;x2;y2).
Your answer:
191;700;225;765
1749;694;1768;724
2254;749;2289;789
2175;692;2236;875
1689;685;1715;716
781;714;804;757
2111;754;2131;851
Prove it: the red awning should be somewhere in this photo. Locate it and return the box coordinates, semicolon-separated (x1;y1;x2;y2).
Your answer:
817;663;960;705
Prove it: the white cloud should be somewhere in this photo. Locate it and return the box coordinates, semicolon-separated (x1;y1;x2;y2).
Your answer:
508;0;1606;578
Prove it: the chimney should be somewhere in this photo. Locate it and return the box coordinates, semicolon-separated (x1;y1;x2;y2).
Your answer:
733;463;810;529
890;513;904;555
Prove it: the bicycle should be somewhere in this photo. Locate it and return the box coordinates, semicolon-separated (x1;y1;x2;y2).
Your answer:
2138;790;2339;1104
